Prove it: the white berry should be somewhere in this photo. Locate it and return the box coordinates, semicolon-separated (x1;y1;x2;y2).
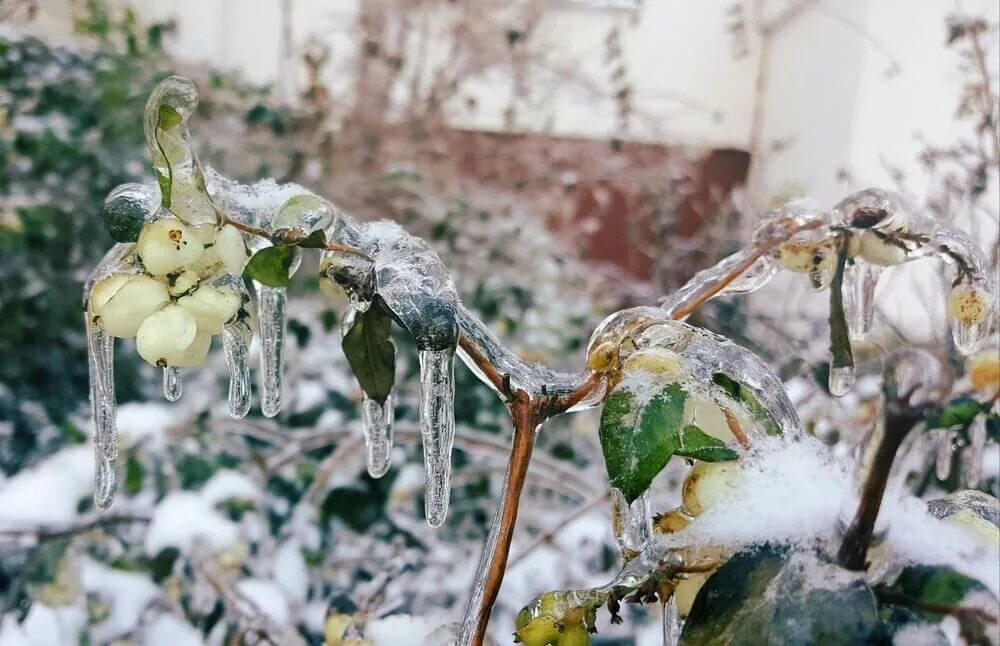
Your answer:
91;275;169;339
136;216;205;276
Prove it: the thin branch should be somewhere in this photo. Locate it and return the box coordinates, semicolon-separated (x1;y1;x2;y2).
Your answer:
218;212;372;260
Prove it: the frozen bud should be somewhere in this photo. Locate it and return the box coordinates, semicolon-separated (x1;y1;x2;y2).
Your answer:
948;284;990;325
103;183;155;243
856;231;907;266
136;305;199;367
967;349;1000;396
586;341;619;373
178;282;243;334
682;461;743;516
90;275;169;338
136;216;205;275
273;195;336;233
215;224;250;274
777;239;836;274
320;250;375;304
621;348;686;380
167;270;200;296
654;508;693;534
832;188;909;231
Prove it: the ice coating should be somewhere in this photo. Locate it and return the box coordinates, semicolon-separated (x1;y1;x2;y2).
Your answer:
456;303;587;398
611;489;653;557
963;414;987;488
256;284;288;418
84;244;141;508
828;365;856;398
662;595;680;646
842;260;881;339
936;430;955;481
361;392;395;478
660;250;779;318
162;367;182;402
143;76;216;225
596;311;802;437
418;349;456;527
222;320;252;419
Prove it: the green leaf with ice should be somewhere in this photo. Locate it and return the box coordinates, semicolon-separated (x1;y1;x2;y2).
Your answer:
681;546;882;646
599;382;737;503
243;245;296;288
341;304;396;405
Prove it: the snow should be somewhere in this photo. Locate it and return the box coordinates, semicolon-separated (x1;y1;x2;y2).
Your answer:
0;446;93;529
235;578;291;625
81;558;160;644
143;492;240;555
140;613;204;646
200;470;260;506
661;435;1000;595
116;402;179;449
366;614;449;646
273;539;309;605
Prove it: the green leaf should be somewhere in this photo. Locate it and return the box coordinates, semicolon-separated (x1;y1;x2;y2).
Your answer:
925;396;984;429
124;454;145;496
153;104;181;207
342;305;396;405
600;383;689;503
712;372;782;436
676;425;740;462
881;565;990;607
243;245;296;287
829;247;854;372
681;546;881;646
297;229;328;249
157;103;183;130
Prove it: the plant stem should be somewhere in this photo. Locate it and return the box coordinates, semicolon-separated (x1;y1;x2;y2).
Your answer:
837;391;926;571
218;213;373;260
465;392;537;646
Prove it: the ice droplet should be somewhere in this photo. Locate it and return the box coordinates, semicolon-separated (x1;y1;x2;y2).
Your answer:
963;415;986;488
842;260;880;339
935;430;954;481
611;489;652;557
418;349;456;527
162;367;182;402
223;320;252;419
256;284;287;418
86;314;118;511
362;392;395;478
828;364;855;397
951;317;991;355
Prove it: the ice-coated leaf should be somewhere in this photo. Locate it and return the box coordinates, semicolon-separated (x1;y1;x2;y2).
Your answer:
297;229;328;249
601;383;737;503
925;396;985;430
675;425;740;462
244;245;296;287
882;565;990;606
680;546;881;646
342;304;396;405
711;372;782;437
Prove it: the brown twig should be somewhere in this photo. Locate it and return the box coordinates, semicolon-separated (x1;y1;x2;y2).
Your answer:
468;390;538;646
218;212;372;260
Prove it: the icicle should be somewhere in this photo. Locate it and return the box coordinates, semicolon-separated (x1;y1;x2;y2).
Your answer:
963;415;986;488
935;430;954;481
256;284;287;418
223;320;252;419
361;391;395;478
828;365;855;397
86;315;117;508
662;595;681;646
162;367;182;402
418;349;456;527
842;260;880;339
611;489;653;557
